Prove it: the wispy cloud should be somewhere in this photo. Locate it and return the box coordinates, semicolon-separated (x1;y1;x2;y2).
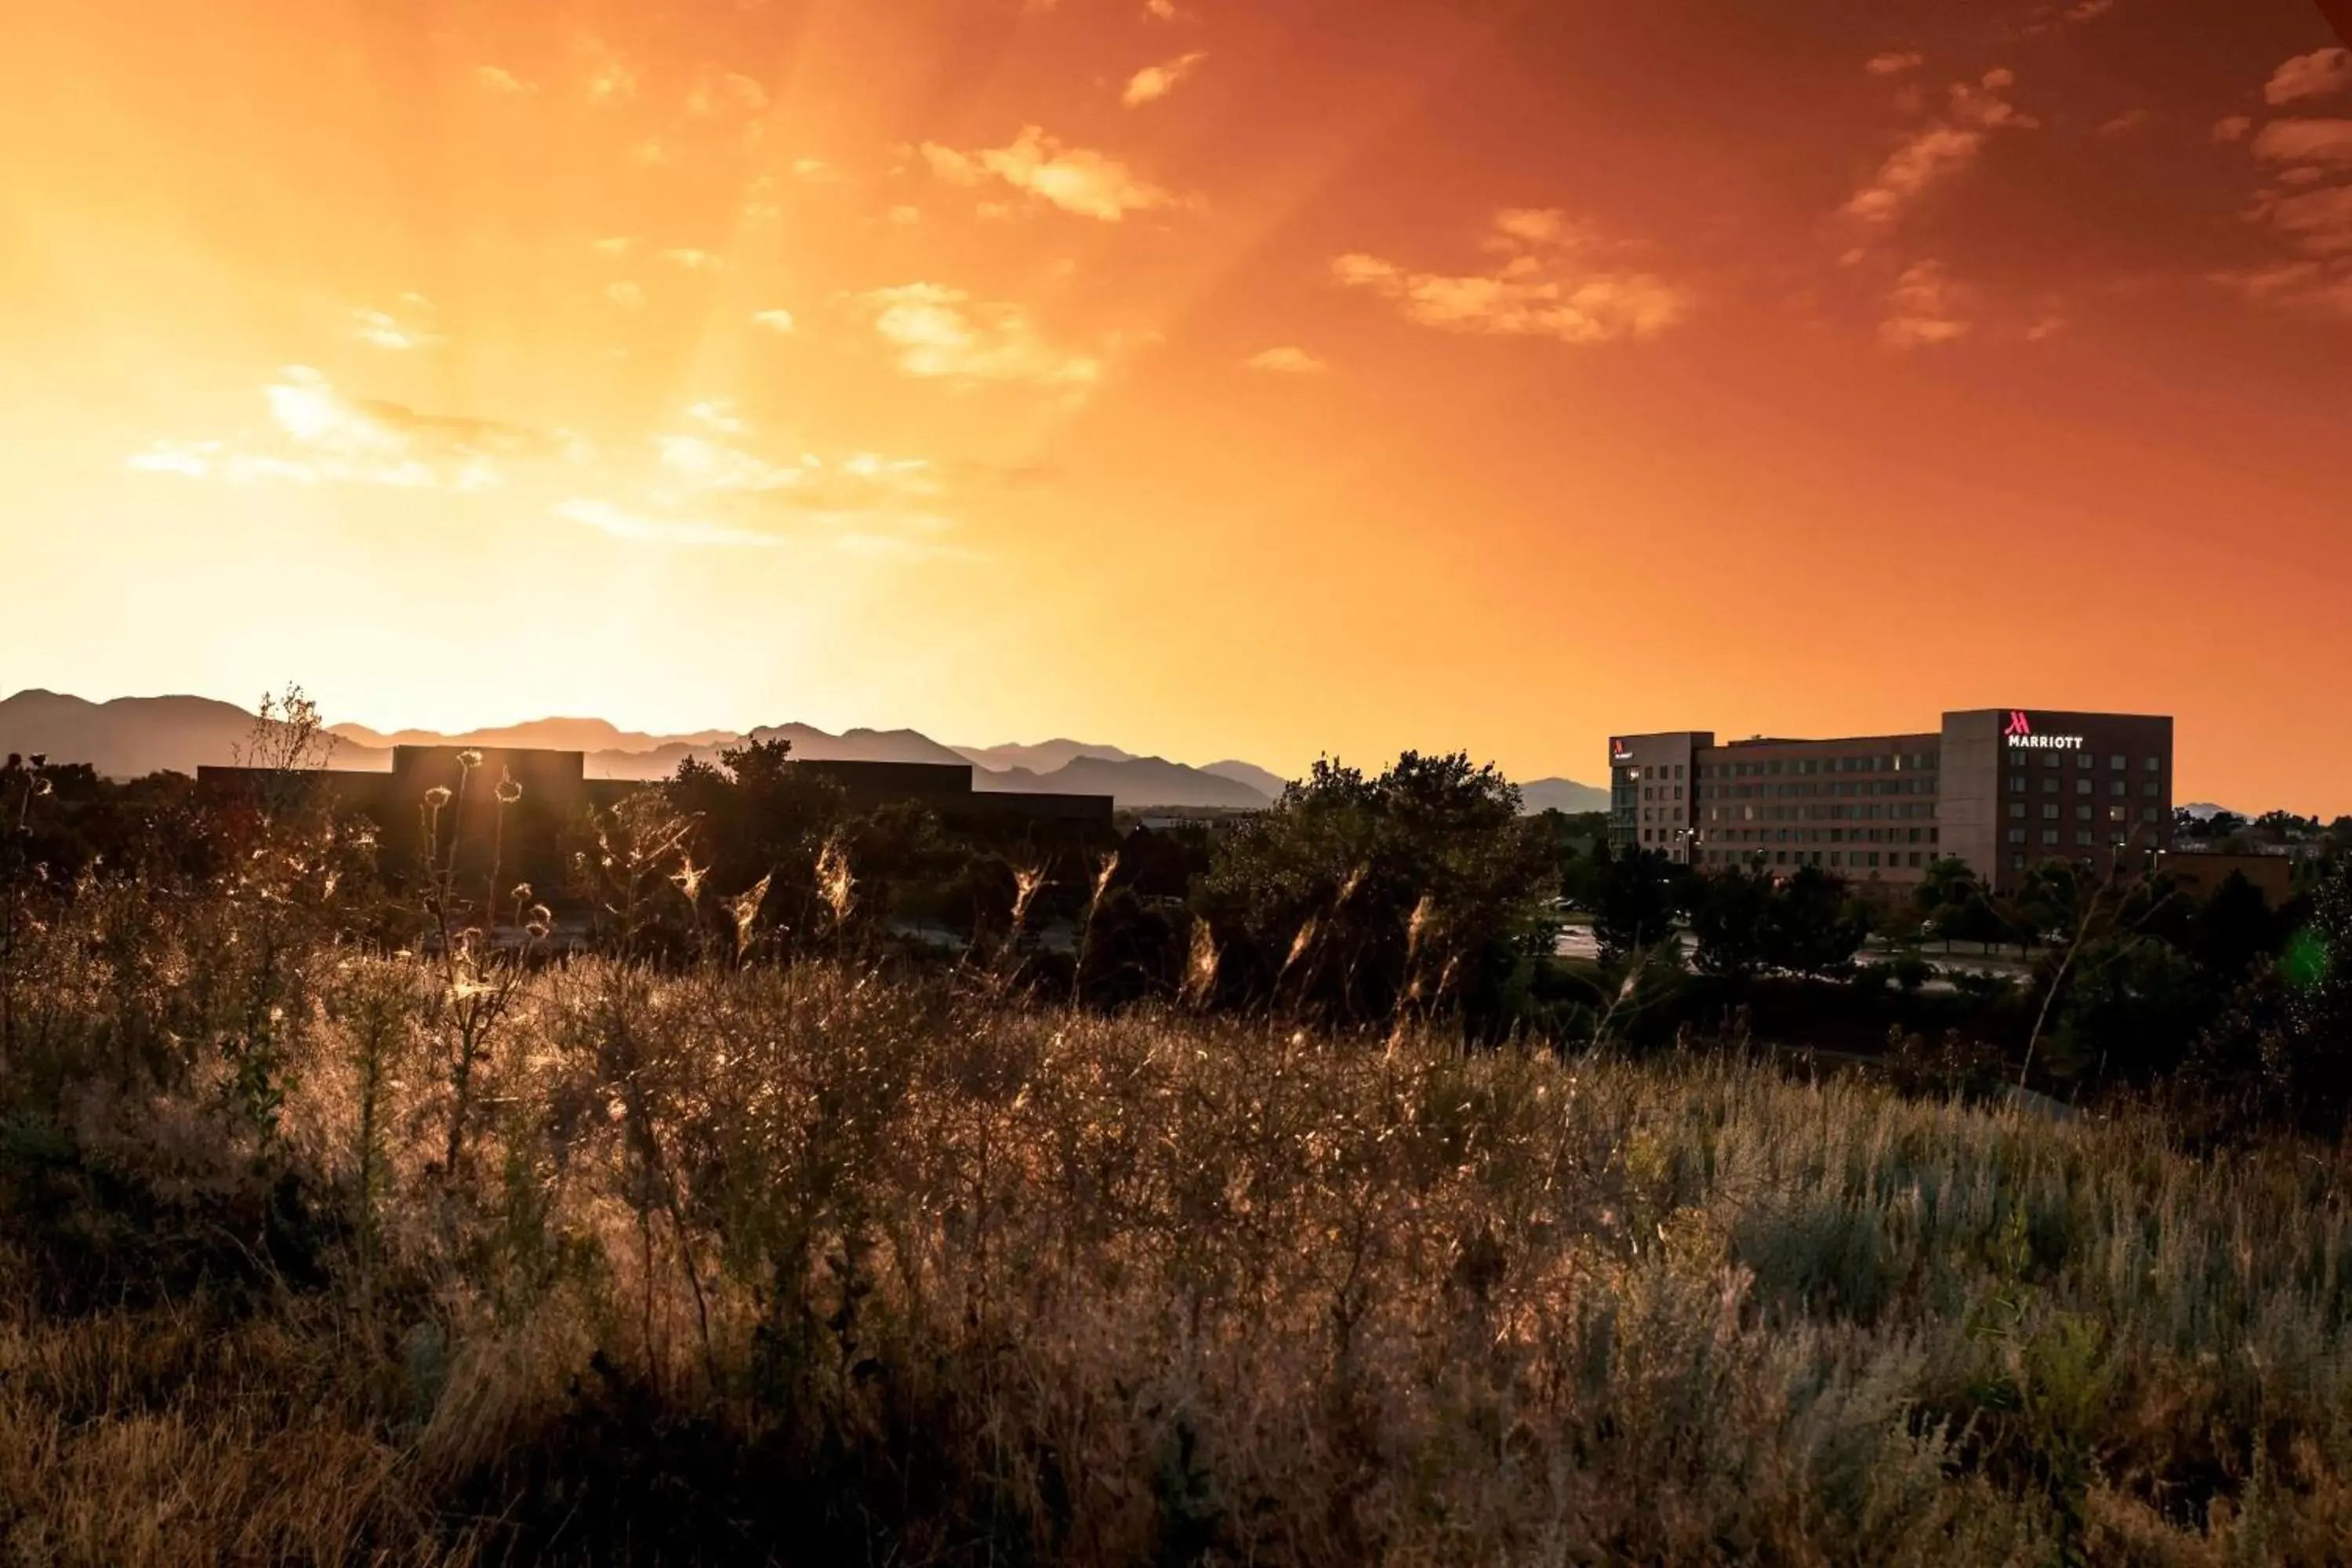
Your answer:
1844;71;2036;235
351;296;441;351
1333;209;1690;346
474;65;535;95
128;368;547;491
579;37;637;105
608;281;646;310
752;309;797;334
1865;52;1923;78
560;404;964;555
1878;261;1972;348
2214;115;2254;143
854;284;1108;387
662;247;724;270
2098;109;2152;137
920;127;1176;221
2252;118;2352;168
1245;346;1330;374
1124;53;1207;107
2266;48;2352;107
686;70;768;117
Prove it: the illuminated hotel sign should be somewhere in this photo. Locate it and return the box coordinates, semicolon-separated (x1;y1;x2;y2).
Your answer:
1610;737;1633;762
2003;710;2085;751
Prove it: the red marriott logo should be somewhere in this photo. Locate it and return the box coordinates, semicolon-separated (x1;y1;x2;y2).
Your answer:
2005;710;2032;738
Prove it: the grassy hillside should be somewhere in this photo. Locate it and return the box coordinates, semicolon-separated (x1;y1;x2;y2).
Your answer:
4;927;2349;1562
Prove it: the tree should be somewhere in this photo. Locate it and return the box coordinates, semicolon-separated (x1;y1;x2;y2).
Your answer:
2050;935;2216;1086
1196;751;1555;1027
1912;858;1989;953
1688;869;1772;981
2191;871;2278;981
666;737;847;948
1767;866;1869;979
1592;848;1679;967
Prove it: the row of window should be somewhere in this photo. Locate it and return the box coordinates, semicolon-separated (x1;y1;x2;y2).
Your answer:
1710;803;1937;824
2010;803;2161;823
1705;849;1931;871
2012;830;2129;850
1704;778;1936;802
2017;753;2161;771
1646;826;1942;847
2013;775;2162;797
1705;752;1936;780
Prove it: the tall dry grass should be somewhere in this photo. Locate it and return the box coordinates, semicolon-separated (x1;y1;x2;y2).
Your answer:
3;869;2350;1565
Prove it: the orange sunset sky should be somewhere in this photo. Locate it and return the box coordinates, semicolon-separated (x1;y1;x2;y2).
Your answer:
3;0;2349;808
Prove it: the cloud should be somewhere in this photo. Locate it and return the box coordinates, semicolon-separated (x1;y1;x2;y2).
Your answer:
580;38;637;105
854;284;1108;387
1878;260;1972;348
351;299;441;350
1333;209;1690;346
1146;0;1181;16
1245;346;1330;374
1843;73;2036;234
1865;52;1923;77
920;126;1176;220
2266;48;2352;107
2252;118;2352;168
608;281;646;310
887;205;923;226
1124;52;1207;107
2209;260;2352;319
687;71;768;117
128;368;545;491
752;308;797;333
2259;183;2352;254
662;247;724;270
2213;115;2254;143
591;236;635;257
474;65;534;95
2098;108;2152;137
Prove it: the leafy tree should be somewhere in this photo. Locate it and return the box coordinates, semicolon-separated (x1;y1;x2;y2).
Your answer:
1912;858;1990;953
1767;866;1869;980
1591;848;1679;966
667;737;847;946
1196;751;1555;1027
2190;871;2279;981
2050;935;2216;1086
1688;869;1774;981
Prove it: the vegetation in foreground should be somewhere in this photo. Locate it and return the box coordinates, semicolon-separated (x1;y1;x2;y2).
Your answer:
3;706;2352;1565
6;954;2352;1563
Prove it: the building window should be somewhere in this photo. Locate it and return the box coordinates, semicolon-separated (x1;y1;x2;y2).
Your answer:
2008;828;2027;844
2109;806;2126;822
2109;754;2125;770
2077;831;2095;847
2042;829;2059;844
2141;808;2158;822
2143;781;2160;797
1867;852;1882;868
2076;805;2092;822
2043;804;2059;820
2110;780;2125;797
2013;854;2027;870
2077;778;2092;795
2044;777;2060;793
1674;787;1682;802
2044;754;2063;769
1909;852;1924;868
1829;851;1843;867
2144;757;2161;771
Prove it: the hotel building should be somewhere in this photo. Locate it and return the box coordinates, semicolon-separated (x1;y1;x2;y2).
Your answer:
1606;709;2173;893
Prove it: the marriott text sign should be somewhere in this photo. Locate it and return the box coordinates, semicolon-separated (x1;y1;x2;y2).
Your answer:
2002;711;2085;751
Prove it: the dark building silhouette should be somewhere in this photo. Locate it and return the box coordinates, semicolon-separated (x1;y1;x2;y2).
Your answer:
197;745;1114;903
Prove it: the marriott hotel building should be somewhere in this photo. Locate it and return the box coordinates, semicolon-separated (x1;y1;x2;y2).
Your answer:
1606;709;2173;893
